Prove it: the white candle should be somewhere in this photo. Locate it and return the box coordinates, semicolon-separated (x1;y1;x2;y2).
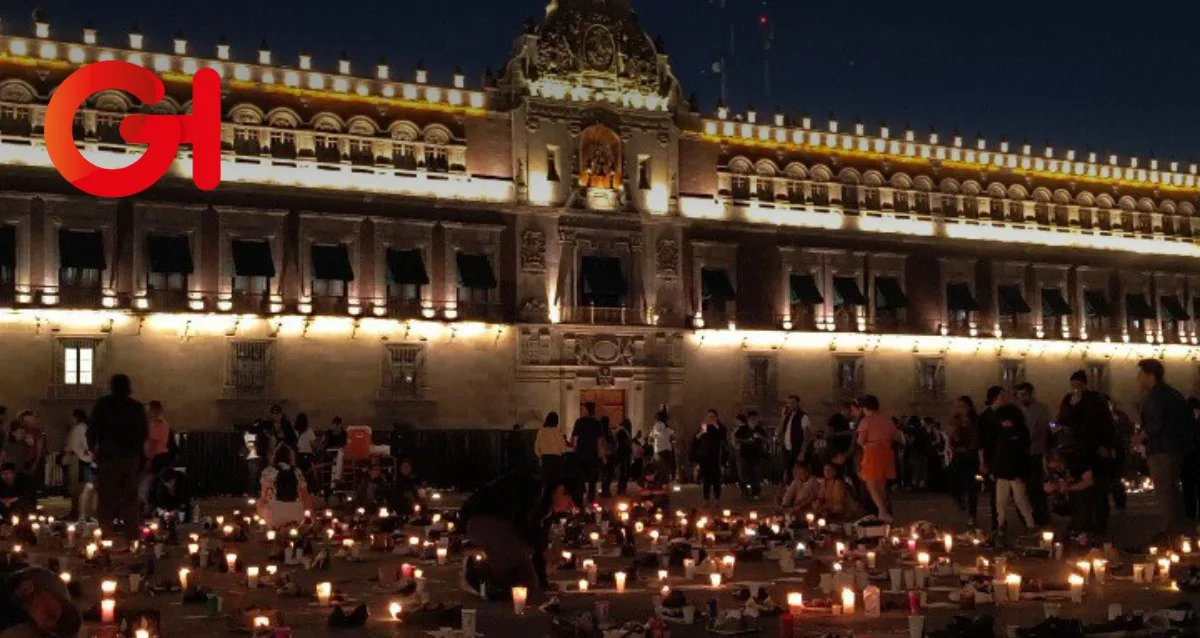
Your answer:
85;543;97;560
178;567;190;590
787;592;803;615
1183;539;1193;554
1005;573;1021;601
226;553;238;571
1069;574;1084;603
709;573;722;588
649;529;660;545
841;588;856;615
1158;558;1172;581
266;530;276;542
943;534;953;554
614;571;627;592
836;541;847;558
388;602;402;620
721;555;736;578
512;586;528;614
1076;560;1092;582
436;547;448;565
252;617;270;630
917;552;931;567
247;566;260;588
101;580;117;596
584;559;597;585
100;599;115;624
683;558;696;579
59;573;71;586
578;579;589;592
316;582;332;606
657;569;668;582
66;524;76;547
1092;559;1107;584
867;551;876;570
136;629;150;638
589;532;601;548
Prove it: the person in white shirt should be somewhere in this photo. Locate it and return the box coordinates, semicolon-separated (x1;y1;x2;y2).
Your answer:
779;462;821;509
778;395;811;470
649;408;676;484
294;412;316;476
64;409;96;521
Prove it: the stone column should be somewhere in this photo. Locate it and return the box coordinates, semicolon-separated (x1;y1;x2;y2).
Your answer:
629;236;644;321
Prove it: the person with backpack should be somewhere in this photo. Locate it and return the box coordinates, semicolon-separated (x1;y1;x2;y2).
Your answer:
255;445;311;528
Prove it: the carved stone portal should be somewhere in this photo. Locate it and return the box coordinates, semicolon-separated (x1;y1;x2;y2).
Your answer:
656;239;679;278
520;229;547;273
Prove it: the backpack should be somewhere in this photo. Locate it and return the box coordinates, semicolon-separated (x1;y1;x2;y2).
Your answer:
274;467;300;502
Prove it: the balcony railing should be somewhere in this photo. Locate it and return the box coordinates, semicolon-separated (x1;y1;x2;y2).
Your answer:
455;301;505;323
56;285;104;308
562;304;644;326
146;289;191;312
385;297;424;320
231;291;272;314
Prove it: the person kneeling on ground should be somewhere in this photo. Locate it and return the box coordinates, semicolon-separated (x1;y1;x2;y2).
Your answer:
256;446;313;528
459;474;578;600
391;459;425;515
0;466;30;520
0;567;82;637
815;462;863;520
780;463;821;510
149;468;192;521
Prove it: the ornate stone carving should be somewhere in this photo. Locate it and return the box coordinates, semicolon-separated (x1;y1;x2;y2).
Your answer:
655;239;678;278
521;229;547;273
570;334;641;367
519;297;549;322
519;327;554;365
558;228;578;244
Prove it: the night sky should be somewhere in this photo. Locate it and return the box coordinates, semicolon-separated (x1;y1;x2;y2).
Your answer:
16;1;1200;162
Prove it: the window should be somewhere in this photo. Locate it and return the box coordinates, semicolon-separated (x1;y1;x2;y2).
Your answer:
383;344;425;398
393;142;417;170
314;134;341;163
348;138;374;165
741;354;776;404
424;146;448;172
547;147;560;182
310;244;354;300
269;130;296;159
834;356;863;394
63;343;95;386
228;341;271;396
893;190;909;213
916;358;945;397
96;113;124;144
637;155;650;190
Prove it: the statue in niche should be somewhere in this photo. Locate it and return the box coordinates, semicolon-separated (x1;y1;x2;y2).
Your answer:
579;125;621;190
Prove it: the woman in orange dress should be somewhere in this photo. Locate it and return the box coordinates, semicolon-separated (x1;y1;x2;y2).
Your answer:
855;395;898;522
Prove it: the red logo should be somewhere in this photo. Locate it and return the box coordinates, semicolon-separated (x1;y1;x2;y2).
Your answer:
44;61;222;198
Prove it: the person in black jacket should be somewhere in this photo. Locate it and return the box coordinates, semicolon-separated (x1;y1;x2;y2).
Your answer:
692;412;727;502
976;386;1006;532
733;414;764;500
991;403;1035;545
459;474;577;599
88;374;148;543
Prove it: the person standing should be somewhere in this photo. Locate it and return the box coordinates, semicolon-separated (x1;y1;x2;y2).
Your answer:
64;409;95;521
693;415;727;502
778;395;809;471
571;402;605;503
88;374;148;543
294;412;316;476
140;401;171;515
1058;371;1117;533
991;403;1036;545
855;395;897;522
733;414;764;500
1015;382;1052;525
1136;359;1194;537
977;386;1007;532
649;409;676;485
946;396;981;527
534;412;569;489
611;419;634;497
826;403;855;461
1183;398;1200;527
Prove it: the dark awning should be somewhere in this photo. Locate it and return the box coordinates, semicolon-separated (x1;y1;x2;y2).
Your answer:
0;226;14;270
146;234;194;274
700;268;736;302
790;274;824;305
833;277;867;306
311;244;355;282
232;239;275;278
1125;293;1156;320
1084;290;1110;317
875;277;907;310
59;229;106;270
1162;295;1190;321
580;256;627;297
386;248;429;286
1041;288;1072;316
456;252;497;289
997;285;1031;315
1193;297;1200;320
946;282;980;312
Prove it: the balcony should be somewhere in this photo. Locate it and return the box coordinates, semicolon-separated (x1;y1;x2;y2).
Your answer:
230;291;271;314
384;297;424;320
56;285;104;308
310;295;349;315
146;289;191;312
455;301;505;323
562;304;643;326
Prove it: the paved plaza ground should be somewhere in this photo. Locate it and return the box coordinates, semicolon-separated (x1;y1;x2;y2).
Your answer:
25;484;1200;637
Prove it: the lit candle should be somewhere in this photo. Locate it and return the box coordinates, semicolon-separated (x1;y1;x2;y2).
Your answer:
178;567;189;590
1005;573;1021;601
578;579;589;593
379;507;390;519
266;565;277;577
709;573;722;588
222;525;234;537
649;529;660;545
246;566;260;588
1158;558;1172;581
917;552;931;567
907;538;918;553
867;551;877;570
215;516;224;526
436;547;448;565
660;584;671;597
943;534;953;554
59;573;71;586
1076;560;1092;582
187;543;199;556
787;592;803;616
749;511;759;521
512;586;528;615
1150;546;1159;556
101;580;117;596
657;569;668;582
589;532;601;548
101;540;113;551
1183;540;1193;554
66;524;76;547
226;553;238;571
835;541;847;558
85;543;98;560
817;518;827;528
722;555;736;578
614;571;627;592
806;513;815;524
388;602;402;620
1041;531;1054;549
253;616;270;630
722;509;732;518
266;530;276;542
100;599;115;624
841;588;856;615
683;558;696;579
583;559;598;584
635;522;644;533
1069;574;1084;603
316;582;332;606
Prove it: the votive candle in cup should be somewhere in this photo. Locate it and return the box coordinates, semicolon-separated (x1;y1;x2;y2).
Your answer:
787;592;803;616
436;547;448;565
578;579;589;593
512;586;528;615
316;582;332;606
614;571;627;592
709;573;722;588
388;602;402;620
100;599;115;624
178;568;189;590
1005;573;1022;601
100;580;117;596
1069;574;1084;603
867;551;876;570
226;553;238;571
943;534;953;554
841;588;856;615
247;566;260;589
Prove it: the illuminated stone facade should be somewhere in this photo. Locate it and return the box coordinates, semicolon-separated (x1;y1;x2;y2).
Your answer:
0;0;1197;444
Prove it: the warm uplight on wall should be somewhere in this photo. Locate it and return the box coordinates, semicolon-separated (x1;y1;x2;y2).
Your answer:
646;184;670;214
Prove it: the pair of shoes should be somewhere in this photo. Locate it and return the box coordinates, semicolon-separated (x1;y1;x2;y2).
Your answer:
328;604;368;628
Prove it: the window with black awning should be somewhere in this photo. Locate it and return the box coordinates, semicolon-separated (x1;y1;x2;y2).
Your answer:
386;249;429;286
833;277;867;307
1192;297;1200;321
946;282;980;313
580;256;627;307
311;244;355;282
232;240;276;278
1161;295;1189;321
456;252;497;290
146;235;194;275
1124;293;1156;320
59;229;106;271
997;285;1031;315
0;225;14;284
701;268;736;303
790;274;824;306
875;277;907;310
1084;290;1110;317
1041;288;1072;316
